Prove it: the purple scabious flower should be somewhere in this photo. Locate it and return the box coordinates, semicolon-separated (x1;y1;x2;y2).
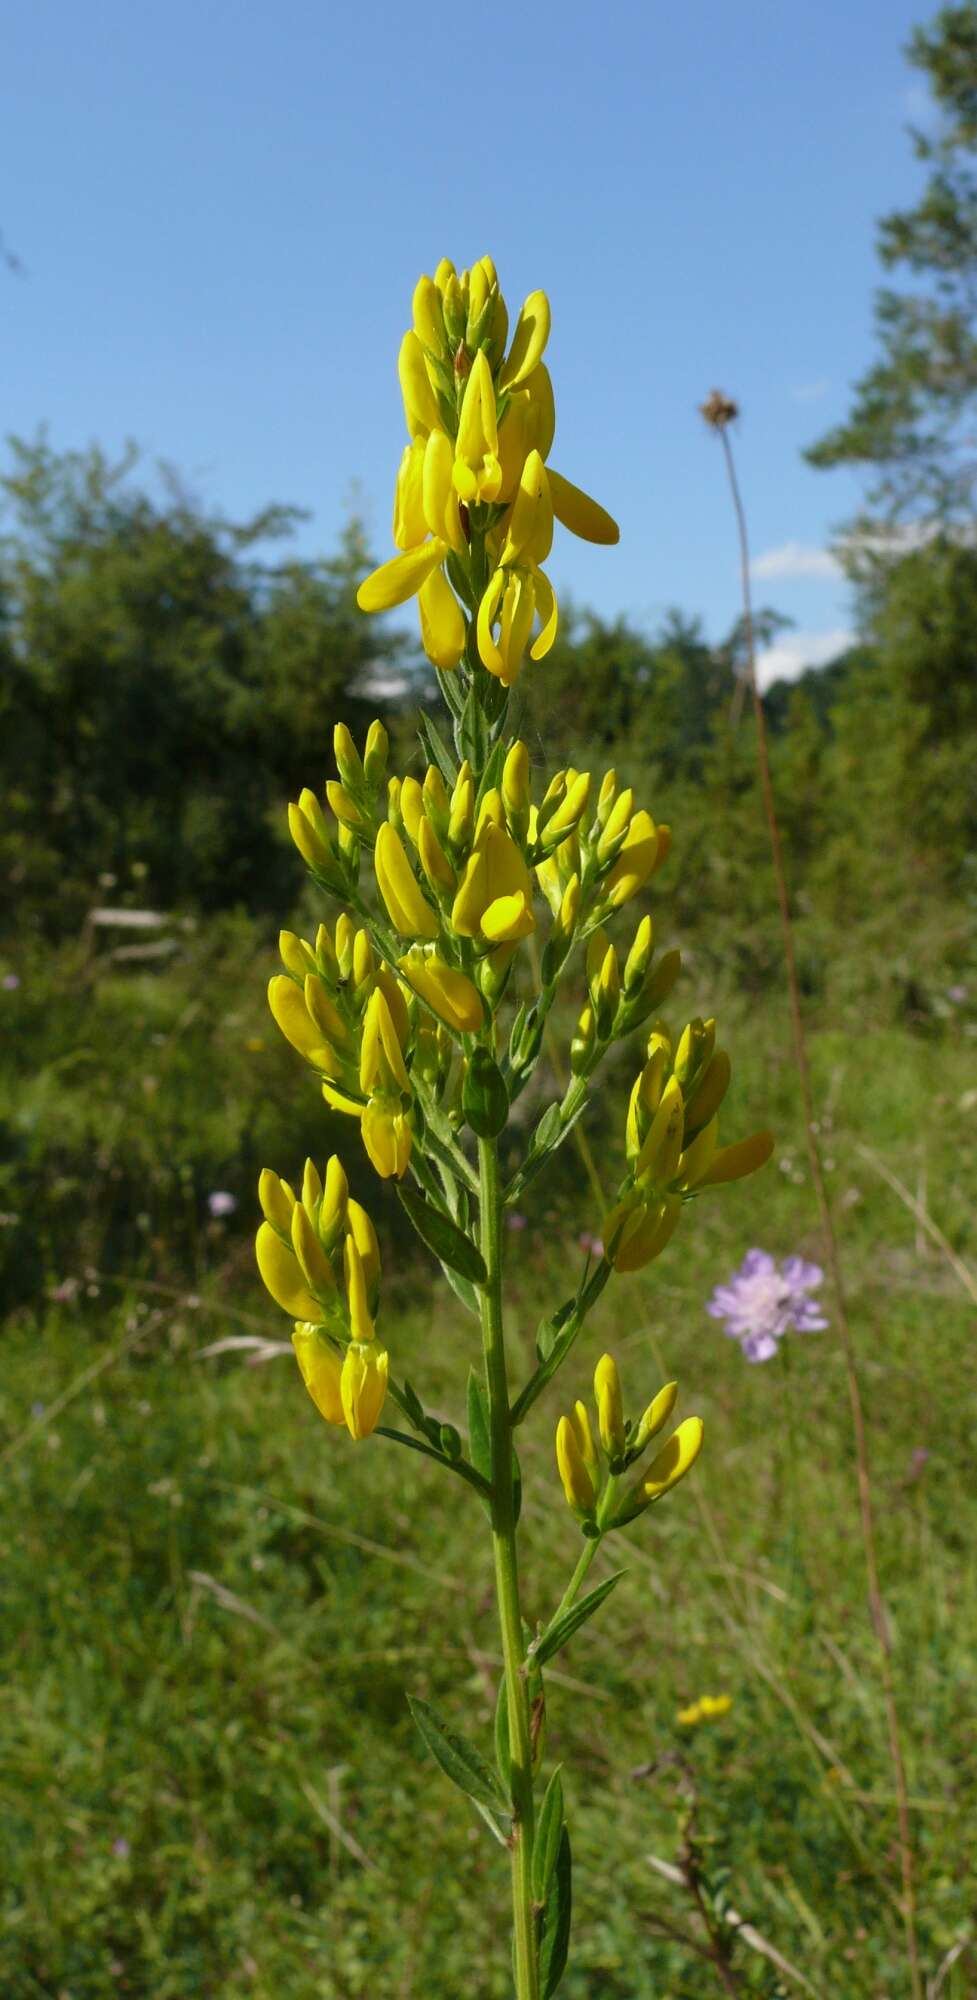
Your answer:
707;1249;827;1362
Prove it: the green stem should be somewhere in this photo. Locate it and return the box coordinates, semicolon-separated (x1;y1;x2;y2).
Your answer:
478;1134;539;2000
545;1537;600;1637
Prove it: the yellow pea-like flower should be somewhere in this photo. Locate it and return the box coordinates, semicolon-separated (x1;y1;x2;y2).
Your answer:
417;816;456;892
256;1221;320;1321
412;273;446;357
684;1049;732;1134
594;1353;626;1459
393;439;428;550
361;1097;412;1179
340;1340;389;1441
636;1417;704;1504
359;988;411;1097
418;565;466;670
605;811;663;907
398;948;484;1034
292;1324;345;1426
357;537;449;615
694;1131;775;1187
451;822;536;943
374;823;440;939
676;1117;720;1189
547;468;620;546
477;565;558;686
611;1194;682;1274
500;289;551;389
636;1074;685;1186
500;451;554;570
268;974;337;1071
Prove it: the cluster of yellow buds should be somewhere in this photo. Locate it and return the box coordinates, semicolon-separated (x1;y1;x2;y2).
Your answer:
555;1353;703;1531
273;722;687;1193
268;916;417;1180
601;1019;774;1272
356;256;619;685
255;1154;388;1439
676;1693;733;1729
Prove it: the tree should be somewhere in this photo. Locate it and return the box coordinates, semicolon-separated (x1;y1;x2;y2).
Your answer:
807;4;977;525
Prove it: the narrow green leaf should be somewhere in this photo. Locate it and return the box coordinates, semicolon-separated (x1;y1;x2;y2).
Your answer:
467;1370;492;1486
407;1695;507;1815
494;1674;511;1794
398;1185;487;1286
532;1767;565;1904
414;712;456;788
442;1262;480;1319
538;1823;572;1998
533;1571;626;1667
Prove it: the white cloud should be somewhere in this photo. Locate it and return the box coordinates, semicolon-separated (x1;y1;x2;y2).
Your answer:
751;540;841;582
790;378;829;404
755;628;855;692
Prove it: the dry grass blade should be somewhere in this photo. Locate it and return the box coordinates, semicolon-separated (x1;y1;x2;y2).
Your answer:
646;1852;824;1997
856;1142;977;1311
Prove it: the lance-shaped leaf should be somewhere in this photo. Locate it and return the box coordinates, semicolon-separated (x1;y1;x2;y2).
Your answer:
532;1571;626;1666
407;1695;508;1817
538;1823;572;1998
468;1370;522;1522
398;1185;488;1286
532;1766;566;1905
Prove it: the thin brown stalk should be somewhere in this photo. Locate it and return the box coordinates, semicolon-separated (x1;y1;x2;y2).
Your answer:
706;400;922;2000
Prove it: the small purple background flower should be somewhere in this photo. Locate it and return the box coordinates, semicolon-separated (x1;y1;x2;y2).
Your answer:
707;1248;827;1362
207;1190;237;1218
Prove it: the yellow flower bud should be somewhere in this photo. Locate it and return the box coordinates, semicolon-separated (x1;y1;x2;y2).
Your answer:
633;1381;679;1453
594;1353;626;1459
418;815;456;892
413;273;446;356
288;797;334;873
319;1155;349;1246
398;329;441;438
301;1157;323;1212
346;1198;381;1304
258;1168;295;1234
596;787;635;863
304;975;347;1048
351;929;375;991
279;928;315;980
540;770;591;848
344;1234;375;1343
422;763;450;833
453;351;502;504
374;823;440;939
555;1413;597;1517
325;779;369;833
255;1221;319;1320
363;720;389;787
290;1202;335;1293
333;722;364;791
399;778;425;846
571;1399;599;1487
447;763;475;850
340;1340;389;1440
292;1324;345;1426
623;915;654;995
501;740;531;840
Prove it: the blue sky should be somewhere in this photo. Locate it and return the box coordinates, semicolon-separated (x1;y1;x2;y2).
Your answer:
3;0;930;685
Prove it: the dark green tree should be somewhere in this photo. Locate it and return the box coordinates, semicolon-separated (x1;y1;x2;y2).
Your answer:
807;3;977;524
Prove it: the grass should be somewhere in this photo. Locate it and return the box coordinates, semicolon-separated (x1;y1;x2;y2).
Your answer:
1;922;976;1997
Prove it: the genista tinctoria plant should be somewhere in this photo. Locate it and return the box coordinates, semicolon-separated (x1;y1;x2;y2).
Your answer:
257;256;773;1998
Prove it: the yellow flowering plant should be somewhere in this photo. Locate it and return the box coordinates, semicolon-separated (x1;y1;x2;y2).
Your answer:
257;256;772;1998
